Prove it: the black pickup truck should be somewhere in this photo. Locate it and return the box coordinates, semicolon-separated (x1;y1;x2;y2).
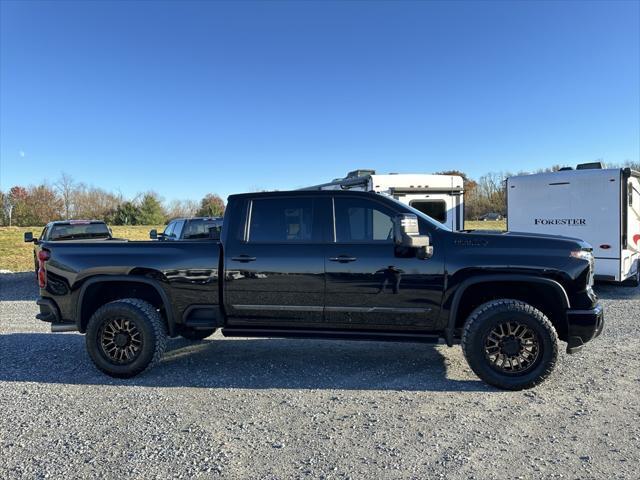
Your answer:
34;190;604;390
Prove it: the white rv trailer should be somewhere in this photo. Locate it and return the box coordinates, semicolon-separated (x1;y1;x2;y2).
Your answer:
507;163;640;285
302;169;465;230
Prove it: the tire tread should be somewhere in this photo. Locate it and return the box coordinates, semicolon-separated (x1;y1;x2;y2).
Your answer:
461;299;559;390
87;298;167;377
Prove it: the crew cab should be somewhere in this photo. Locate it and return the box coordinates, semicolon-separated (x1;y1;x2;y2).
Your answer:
149;217;223;241
33;191;604;390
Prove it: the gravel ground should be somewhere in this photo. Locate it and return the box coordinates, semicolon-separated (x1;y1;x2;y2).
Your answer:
1;272;639;479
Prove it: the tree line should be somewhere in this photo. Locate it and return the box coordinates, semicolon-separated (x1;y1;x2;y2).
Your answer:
2;162;638;226
0;173;225;227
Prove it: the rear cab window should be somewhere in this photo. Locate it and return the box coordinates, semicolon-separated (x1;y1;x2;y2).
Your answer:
49;222;110;240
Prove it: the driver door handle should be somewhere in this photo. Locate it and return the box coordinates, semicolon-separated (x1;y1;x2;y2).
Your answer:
232;255;257;263
329;255;357;263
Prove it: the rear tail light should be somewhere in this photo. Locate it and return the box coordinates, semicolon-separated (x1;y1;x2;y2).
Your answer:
37;250;50;288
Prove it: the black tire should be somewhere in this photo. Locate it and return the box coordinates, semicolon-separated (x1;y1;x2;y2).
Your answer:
86;298;167;378
461;299;559;390
180;327;216;341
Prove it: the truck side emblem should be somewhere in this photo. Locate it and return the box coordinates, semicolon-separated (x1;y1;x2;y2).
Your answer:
633;234;640;246
454;239;489;247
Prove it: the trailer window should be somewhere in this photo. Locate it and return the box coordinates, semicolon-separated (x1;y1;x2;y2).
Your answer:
409;200;447;224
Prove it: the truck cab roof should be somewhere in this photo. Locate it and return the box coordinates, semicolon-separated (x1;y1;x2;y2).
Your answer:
46;220;107;226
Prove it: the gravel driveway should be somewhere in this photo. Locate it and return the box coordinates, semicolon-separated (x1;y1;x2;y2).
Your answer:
1;273;638;479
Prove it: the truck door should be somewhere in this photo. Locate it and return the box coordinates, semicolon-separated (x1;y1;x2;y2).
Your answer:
324;195;444;329
224;195;329;327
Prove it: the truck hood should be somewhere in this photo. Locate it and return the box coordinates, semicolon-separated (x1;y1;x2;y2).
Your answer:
454;229;592;252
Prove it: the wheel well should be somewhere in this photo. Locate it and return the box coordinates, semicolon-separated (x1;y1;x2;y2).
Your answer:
453;281;568;340
79;281;167;332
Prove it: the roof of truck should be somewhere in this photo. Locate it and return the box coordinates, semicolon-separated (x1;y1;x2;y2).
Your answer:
228;189;384;200
166;216;223;222
47;220;107;226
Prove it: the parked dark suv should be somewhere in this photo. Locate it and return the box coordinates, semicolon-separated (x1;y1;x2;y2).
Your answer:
150;217;223;241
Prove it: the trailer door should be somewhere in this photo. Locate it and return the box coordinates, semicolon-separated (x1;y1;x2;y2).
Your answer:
623;174;640;281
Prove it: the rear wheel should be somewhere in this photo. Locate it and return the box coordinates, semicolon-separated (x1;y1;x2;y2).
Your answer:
461;299;558;390
86;298;167;378
180;327;216;341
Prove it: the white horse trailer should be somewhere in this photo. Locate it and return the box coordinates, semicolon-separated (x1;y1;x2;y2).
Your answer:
302;169;464;230
507;164;640;285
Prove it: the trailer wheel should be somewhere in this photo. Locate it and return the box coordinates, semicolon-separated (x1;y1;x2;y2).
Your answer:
462;299;558;390
180;327;216;341
86;298;167;378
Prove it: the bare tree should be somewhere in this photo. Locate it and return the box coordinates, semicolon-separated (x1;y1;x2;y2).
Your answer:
2;193;14;227
166;199;198;220
55;172;76;219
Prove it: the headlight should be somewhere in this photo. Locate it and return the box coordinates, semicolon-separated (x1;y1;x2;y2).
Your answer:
571;250;595;287
570;250;593;261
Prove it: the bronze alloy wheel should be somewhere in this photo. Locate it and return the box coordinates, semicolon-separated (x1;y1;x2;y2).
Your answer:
484;320;540;374
99;318;143;364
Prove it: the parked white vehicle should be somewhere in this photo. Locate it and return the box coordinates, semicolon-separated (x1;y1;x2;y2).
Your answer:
302;169;465;230
507;163;640;285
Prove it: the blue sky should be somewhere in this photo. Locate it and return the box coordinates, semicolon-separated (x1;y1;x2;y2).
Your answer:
1;0;639;202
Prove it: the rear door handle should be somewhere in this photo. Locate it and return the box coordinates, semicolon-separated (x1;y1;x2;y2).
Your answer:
329;255;357;263
231;255;257;263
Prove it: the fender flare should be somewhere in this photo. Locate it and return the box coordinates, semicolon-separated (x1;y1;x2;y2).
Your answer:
444;274;570;346
75;275;175;335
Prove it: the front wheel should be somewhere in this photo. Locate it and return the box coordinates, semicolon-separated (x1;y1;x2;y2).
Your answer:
461;299;558;390
86;298;167;378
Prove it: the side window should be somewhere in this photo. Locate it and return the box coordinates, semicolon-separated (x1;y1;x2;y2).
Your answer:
163;222;175;239
41;227;48;240
334;197;394;243
410;200;447;224
173;220;185;239
248;197;315;243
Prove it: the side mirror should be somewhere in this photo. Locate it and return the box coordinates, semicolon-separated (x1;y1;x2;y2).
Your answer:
394;214;433;258
149;229;158;239
24;232;35;243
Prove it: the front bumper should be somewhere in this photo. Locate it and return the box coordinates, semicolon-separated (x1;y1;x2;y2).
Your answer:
566;303;604;354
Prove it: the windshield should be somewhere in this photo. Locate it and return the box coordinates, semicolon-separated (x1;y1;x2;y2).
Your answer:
50;223;111;240
182;218;223;239
386;196;452;232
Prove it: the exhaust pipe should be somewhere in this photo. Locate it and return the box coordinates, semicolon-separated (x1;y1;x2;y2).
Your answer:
51;323;78;333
